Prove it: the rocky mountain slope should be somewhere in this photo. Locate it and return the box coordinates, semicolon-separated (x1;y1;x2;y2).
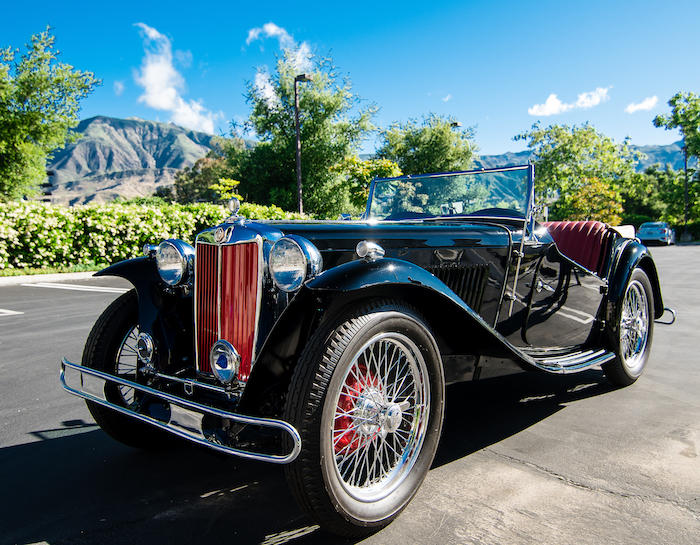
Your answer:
48;116;219;205
47;116;692;205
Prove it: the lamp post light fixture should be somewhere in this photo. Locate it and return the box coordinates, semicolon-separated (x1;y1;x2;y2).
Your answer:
295;73;312;214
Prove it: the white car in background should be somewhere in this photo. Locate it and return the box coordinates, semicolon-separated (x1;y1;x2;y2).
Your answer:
637;222;676;245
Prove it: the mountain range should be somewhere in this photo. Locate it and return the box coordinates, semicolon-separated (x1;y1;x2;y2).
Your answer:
48;116;220;205
47;116;693;206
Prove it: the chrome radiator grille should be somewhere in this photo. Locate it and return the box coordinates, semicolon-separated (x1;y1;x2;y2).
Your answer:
195;241;261;382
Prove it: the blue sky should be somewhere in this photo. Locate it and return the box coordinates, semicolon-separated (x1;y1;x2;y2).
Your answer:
3;0;699;155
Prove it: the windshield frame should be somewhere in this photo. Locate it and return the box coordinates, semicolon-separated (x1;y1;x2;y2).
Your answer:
364;164;535;224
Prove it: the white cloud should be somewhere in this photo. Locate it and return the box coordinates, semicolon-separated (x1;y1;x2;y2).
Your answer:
625;96;658;114
254;71;279;109
245;22;314;104
289;41;313;72
528;87;611;116
113;81;125;96
575;87;610;108
528;94;572;116
133;23;221;134
442;94;452;102
245;22;312;70
246;22;294;48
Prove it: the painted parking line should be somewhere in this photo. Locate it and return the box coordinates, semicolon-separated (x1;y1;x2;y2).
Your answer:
20;282;129;294
0;308;24;316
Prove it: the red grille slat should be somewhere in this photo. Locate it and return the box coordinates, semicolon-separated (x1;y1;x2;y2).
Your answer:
195;241;260;382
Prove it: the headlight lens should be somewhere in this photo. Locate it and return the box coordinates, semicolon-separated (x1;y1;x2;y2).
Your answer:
156;239;194;286
269;235;323;292
210;340;240;384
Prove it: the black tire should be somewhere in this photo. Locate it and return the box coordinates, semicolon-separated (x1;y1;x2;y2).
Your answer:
284;300;445;538
603;269;655;386
83;290;168;449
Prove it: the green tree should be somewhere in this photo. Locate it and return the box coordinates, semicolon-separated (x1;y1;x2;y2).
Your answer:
653;92;700;233
641;164;699;226
330;156;402;209
376;113;478;175
173;137;240;203
653;92;700;160
514;123;642;224
0;28;100;200
235;49;377;217
621;167;668;226
208;177;243;203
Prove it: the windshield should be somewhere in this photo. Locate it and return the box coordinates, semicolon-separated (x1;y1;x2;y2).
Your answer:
366;165;533;221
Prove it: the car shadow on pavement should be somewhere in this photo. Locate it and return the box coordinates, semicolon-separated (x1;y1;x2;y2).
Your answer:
434;368;616;468
1;369;616;545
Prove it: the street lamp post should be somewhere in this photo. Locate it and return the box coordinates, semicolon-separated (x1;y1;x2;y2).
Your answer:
684;146;690;240
294;73;312;214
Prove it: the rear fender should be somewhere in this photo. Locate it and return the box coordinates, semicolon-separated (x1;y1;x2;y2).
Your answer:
607;242;663;320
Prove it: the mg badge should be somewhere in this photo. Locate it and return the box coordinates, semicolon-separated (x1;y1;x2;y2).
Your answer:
215;227;226;243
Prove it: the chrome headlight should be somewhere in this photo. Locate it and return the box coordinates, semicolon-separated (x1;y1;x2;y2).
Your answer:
156;239;194;286
269;235;323;292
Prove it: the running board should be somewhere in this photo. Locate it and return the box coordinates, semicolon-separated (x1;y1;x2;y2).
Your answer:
522;348;616;374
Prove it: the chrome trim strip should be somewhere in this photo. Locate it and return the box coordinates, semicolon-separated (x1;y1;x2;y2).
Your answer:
60;358;301;464
151;370;242;396
532;348;615;372
253;235;264;366
217;244;222;339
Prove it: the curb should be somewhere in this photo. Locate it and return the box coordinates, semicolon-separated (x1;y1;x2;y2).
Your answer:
0;271;97;287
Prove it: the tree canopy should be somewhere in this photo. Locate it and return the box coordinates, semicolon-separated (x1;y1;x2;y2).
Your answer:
330;156;402;210
230;49;377;217
514;123;642;224
376;113;478;176
0;28;100;200
653;92;700;160
637;164;698;226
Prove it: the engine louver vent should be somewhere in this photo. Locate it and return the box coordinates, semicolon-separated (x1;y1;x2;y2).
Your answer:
426;264;489;313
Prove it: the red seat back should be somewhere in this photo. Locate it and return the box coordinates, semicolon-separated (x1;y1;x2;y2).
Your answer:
542;221;611;275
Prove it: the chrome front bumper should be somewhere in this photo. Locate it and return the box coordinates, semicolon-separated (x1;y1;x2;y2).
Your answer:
60;358;301;464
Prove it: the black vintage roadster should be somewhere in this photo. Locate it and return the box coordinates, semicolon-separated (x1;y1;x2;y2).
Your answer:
61;164;666;537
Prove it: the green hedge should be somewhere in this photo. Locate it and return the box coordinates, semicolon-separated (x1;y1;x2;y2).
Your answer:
0;201;305;270
670;221;700;242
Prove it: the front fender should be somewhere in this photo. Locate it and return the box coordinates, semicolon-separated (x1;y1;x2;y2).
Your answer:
305;256;449;292
239;257;513;414
95;257;161;334
95;257;189;370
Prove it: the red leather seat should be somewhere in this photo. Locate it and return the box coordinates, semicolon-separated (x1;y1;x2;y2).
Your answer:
542;221;611;275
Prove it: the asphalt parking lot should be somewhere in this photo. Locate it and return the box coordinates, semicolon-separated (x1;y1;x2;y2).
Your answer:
0;245;698;544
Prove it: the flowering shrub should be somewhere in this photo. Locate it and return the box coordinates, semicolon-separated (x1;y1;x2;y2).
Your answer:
0;201;305;270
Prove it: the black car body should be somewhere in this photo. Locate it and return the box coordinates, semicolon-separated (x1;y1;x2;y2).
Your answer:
61;164;665;537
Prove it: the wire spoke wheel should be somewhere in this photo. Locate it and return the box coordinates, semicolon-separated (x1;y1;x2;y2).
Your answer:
603;268;654;386
115;325;140;407
329;333;429;501
83;290;169;449
619;280;649;369
284;301;444;538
